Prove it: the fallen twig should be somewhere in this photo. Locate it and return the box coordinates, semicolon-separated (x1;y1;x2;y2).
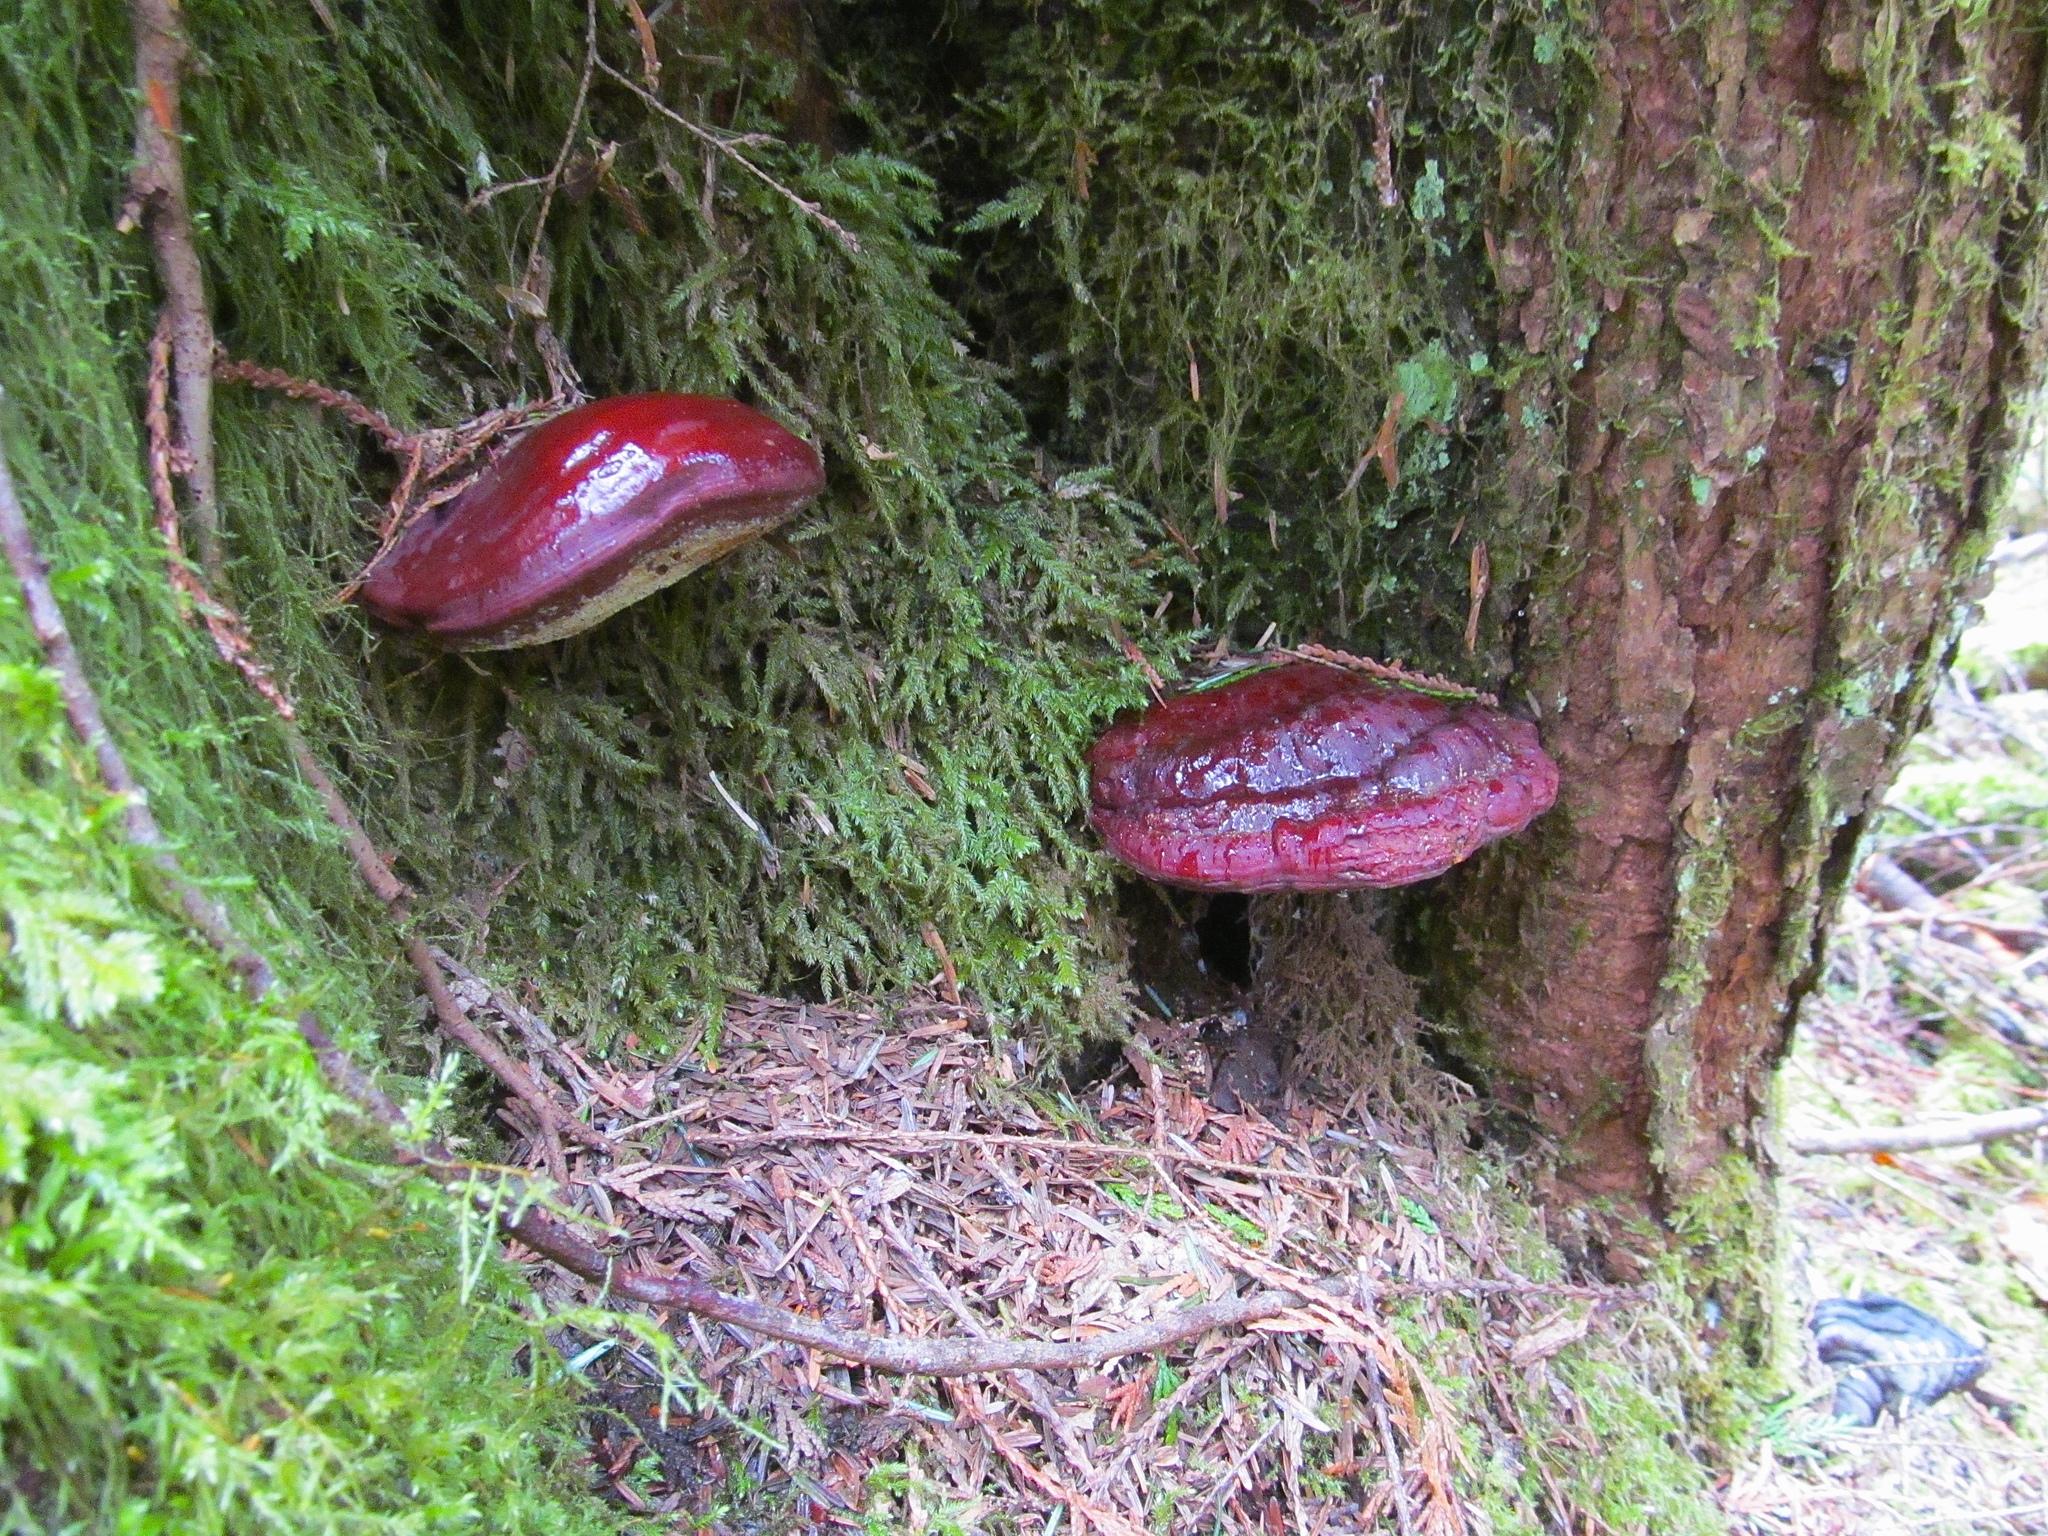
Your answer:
1855;908;2048;943
919;922;962;1005
2;396;267;988
523;0;600;299
1858;853;2026;963
150;316;587;1180
429;946;588;1101
121;0;221;584
119;32;583;1157
1360;1336;1420;1536
678;1124;1360;1189
532;1206;1309;1372
596;58;861;253
1785;1102;2048;1156
147;320;297;719
124;4;544;1084
213;354;410;452
507;0;596;401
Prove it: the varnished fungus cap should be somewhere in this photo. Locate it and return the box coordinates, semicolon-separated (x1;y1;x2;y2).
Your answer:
359;393;825;650
1087;661;1558;891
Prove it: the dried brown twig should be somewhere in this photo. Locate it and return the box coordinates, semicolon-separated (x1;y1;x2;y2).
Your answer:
212;355;410;452
1;414;422;1132
1359;1307;1421;1536
508;0;597;402
525;0;600;299
148;318;590;1185
121;0;221;585
209;350;562;601
103;0;589;1205
1274;643;1496;706
147;320;296;720
595;58;861;253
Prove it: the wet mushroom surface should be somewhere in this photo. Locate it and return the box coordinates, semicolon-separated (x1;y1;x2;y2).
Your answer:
359;392;825;650
1088;660;1558;891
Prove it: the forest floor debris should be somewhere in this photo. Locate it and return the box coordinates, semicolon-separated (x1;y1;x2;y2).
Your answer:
474;984;1690;1533
1730;542;2048;1536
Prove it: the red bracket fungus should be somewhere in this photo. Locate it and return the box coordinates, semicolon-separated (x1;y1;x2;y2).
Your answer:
359;393;825;649
1088;661;1558;891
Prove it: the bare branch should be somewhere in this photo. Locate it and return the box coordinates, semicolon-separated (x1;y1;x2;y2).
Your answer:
1;400;275;999
596;58;861;253
214;354;411;452
538;1235;1307;1375
1785;1102;2048;1156
124;0;222;585
147;320;299;719
523;0;602;297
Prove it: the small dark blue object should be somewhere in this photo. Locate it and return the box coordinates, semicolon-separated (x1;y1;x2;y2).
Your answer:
1810;1295;1988;1426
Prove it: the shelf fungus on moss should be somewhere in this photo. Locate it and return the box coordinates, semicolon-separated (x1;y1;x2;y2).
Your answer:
1088;660;1558;891
359;393;825;649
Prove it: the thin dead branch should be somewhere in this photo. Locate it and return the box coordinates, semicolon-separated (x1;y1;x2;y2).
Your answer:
146;320;297;719
2;395;259;975
596;58;861;253
523;0;601;300
213;354;410;452
122;0;221;585
1361;1339;1419;1536
154;329;563;1165
1785;1102;2048;1156
1858;853;2027;964
920;922;962;1005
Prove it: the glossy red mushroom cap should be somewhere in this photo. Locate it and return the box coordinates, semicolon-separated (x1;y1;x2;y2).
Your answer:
359;393;825;649
1088;661;1558;891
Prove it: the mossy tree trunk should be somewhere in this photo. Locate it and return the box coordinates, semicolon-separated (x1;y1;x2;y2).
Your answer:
1427;0;2046;1239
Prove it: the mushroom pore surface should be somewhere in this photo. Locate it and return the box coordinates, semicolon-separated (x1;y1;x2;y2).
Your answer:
1088;662;1558;891
359;393;824;650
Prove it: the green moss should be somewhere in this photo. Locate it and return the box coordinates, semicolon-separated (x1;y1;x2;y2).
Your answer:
0;0;1183;1520
0;662;664;1531
1888;758;2048;831
843;0;1591;660
3;0;1200;1059
1660;1154;1786;1444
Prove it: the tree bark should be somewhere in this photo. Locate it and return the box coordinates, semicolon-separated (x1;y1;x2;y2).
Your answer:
1432;0;2046;1230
